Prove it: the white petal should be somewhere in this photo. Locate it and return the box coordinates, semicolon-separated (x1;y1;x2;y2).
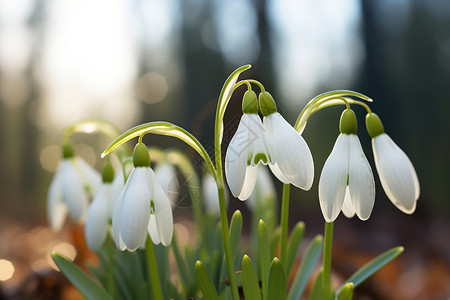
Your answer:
85;184;110;251
149;169;173;246
119;168;151;251
225;114;252;197
341;186;356;218
47;164;68;231
348;135;375;220
246;114;271;166
61;159;88;222
75;157;101;196
268;162;289;184
155;162;179;208
264;112;314;190
148;214;160;245
109;169;125;217
238;165;258;200
112;185;126;250
318;134;349;222
202;173;220;214
373;134;419;214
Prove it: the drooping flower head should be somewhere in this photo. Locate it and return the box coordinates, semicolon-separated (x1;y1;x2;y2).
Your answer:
85;160;125;251
366;113;420;213
47;143;101;231
113;142;173;251
259;91;314;190
319;109;375;222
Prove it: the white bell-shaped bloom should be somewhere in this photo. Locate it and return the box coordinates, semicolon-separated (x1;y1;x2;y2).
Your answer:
372;133;419;214
202;172;229;214
225;113;271;200
47;156;101;230
247;166;276;211
113;167;173;251
155;162;179;208
319;134;375;222
263;112;314;190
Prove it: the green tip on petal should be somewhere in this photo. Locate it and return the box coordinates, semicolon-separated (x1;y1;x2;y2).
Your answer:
102;161;115;183
242;90;259;114
133;143;151;167
365;113;385;138
259;91;277;116
62;143;74;159
340;109;357;134
253;153;268;165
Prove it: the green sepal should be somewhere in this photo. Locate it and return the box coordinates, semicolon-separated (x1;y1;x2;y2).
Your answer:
51;252;114;300
336;246;403;297
337;283;354;300
102;161;115;183
339;109;357;134
242;90;259;114
195;260;219;300
259;92;278;116
241;255;262;300
288;235;323;300
365;113;385;138
63;143;74;159
133;143;151;167
267;258;286;300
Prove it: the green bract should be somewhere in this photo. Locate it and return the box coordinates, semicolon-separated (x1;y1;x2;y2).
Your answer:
340;109;357;134
63;143;74;159
259;91;277;116
365;113;385;138
242;90;258;114
102;161;114;183
133;143;151;167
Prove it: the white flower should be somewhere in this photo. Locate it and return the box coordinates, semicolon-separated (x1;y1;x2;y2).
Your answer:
47;156;101;231
372;133;419;214
202;172;228;214
263;112;314;190
85;168;125;251
113;167;173;251
247;165;276;212
155;162;179;208
319;134;375;222
225;113;271;200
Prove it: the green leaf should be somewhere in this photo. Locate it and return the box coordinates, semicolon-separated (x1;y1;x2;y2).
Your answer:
267;258;286;300
51;252;113;300
241;255;262;300
258;220;271;300
229;210;243;260
195;261;219;300
337;283;354;300
285;221;305;277
101;121;218;182
308;268;324;300
215;65;251;144
336;246;403;297
171;233;190;289
288;235;323;300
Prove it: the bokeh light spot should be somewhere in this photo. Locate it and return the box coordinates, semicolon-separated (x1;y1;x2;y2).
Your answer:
136;72;168;104
40;145;61;172
0;259;15;281
48;242;77;271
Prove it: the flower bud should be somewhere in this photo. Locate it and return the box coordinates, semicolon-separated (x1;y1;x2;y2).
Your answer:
102;161;115;183
133;143;151;167
242;90;258;114
365;113;385;138
259;91;277;116
63;143;74;159
339;109;357;134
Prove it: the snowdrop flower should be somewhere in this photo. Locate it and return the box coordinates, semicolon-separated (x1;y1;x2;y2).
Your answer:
319;109;375;222
47;143;101;231
225;90;271;200
155;162;179;208
84;161;128;251
260;92;314;190
366;113;420;213
202;172;221;214
113;143;173;251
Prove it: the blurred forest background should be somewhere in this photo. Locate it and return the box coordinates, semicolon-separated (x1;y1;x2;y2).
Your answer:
0;0;449;299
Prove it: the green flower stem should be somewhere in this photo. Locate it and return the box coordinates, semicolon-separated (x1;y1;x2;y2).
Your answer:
218;185;240;300
106;236;116;299
145;236;164;300
323;221;334;300
279;184;290;265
